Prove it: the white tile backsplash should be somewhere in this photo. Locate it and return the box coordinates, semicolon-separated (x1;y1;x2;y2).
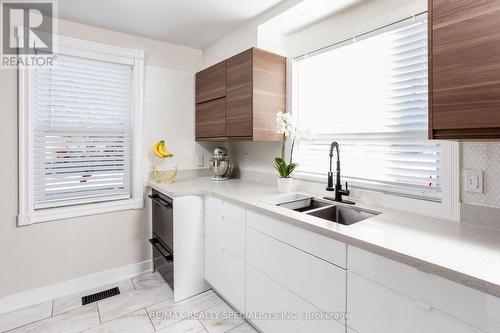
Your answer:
143;65;214;180
461;142;500;209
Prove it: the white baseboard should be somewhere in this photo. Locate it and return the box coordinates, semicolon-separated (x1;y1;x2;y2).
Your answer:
0;260;152;315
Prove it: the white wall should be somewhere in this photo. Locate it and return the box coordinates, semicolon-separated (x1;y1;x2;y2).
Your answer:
287;0;426;57
202;0;301;68
0;19;203;298
58;19;202;72
143;66;207;177
204;0;426;177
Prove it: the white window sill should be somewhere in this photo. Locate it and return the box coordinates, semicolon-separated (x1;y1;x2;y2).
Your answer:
17;198;144;226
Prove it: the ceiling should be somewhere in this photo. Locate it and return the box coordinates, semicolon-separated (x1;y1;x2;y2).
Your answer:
57;0;285;49
259;0;363;36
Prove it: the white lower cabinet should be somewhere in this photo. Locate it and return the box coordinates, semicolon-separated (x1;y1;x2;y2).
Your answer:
205;208;245;259
246;210;346;268
348;246;500;333
203;198;496;333
246;264;345;333
204;237;245;311
246;227;346;315
347;272;484;333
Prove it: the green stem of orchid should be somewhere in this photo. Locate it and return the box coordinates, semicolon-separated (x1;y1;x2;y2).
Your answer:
281;133;286;160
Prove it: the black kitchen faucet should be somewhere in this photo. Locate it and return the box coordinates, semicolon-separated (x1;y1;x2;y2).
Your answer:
325;141;355;205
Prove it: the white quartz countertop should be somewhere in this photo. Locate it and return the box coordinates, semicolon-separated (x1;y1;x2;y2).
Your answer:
148;177;500;298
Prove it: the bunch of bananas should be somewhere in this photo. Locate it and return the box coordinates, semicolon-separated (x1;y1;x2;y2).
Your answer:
153;140;173;158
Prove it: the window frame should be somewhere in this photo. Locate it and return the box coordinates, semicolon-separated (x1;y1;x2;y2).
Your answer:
18;35;144;226
289;15;460;221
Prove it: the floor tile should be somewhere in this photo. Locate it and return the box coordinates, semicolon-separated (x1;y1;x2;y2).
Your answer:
131;271;167;290
52;279;135;316
98;284;173;323
227;323;259;333
197;303;245;333
156;318;207;333
81;309;154;333
8;303;99;333
147;290;224;330
0;301;52;333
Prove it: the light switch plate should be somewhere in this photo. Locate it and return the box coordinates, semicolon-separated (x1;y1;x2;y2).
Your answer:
464;169;484;194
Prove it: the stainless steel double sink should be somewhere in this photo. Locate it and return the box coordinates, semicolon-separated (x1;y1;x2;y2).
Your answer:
268;194;380;226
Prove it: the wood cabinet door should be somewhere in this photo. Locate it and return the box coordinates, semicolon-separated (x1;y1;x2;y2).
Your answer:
195;98;225;139
196;61;225;104
430;0;500;139
252;48;285;141
226;49;253;138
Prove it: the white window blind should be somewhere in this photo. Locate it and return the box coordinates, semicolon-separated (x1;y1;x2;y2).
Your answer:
32;54;133;209
295;18;443;201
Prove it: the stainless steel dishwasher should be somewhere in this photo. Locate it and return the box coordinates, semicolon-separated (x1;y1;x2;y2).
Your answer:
148;189;174;289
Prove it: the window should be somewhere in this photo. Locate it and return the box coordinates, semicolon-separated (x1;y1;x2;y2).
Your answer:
18;36;144;225
293;16;458;217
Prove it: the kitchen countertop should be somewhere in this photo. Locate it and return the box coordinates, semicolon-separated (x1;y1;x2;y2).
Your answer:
148;177;500;298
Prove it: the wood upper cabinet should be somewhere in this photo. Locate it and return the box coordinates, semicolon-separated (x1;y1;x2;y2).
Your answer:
195;97;226;139
226;49;253;138
195;47;285;141
196;62;225;104
429;0;500;139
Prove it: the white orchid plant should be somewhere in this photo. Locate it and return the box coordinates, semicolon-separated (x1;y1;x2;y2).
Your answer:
275;111;312;178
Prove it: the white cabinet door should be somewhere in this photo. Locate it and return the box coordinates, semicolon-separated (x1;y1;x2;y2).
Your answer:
205;208;245;259
247;210;346;268
246;227;346;315
347;272;484;333
348;245;500;333
205;196;222;214
246;265;345;333
205;237;245;312
221;200;246;225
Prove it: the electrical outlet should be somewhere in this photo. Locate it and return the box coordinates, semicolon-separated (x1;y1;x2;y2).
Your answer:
464;169;484;194
196;153;204;167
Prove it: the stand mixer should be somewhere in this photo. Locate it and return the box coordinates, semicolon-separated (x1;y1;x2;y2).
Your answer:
209;147;233;181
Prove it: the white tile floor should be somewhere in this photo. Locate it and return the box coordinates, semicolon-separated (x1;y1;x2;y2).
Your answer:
0;272;258;333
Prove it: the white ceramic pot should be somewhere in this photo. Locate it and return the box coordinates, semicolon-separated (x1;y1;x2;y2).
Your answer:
277;177;293;193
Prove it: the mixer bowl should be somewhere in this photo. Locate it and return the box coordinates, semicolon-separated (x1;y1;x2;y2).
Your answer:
209;159;230;179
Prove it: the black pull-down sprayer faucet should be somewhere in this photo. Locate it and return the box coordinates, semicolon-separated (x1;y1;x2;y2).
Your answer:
325;141;355;205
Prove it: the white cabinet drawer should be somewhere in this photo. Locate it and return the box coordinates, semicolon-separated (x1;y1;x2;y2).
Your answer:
205;196;222;214
347;272;483;333
348;246;500;333
205;237;245;312
221;200;246;225
247;210;346;268
246;265;345;333
205;195;245;224
246;227;346;314
205;208;245;259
